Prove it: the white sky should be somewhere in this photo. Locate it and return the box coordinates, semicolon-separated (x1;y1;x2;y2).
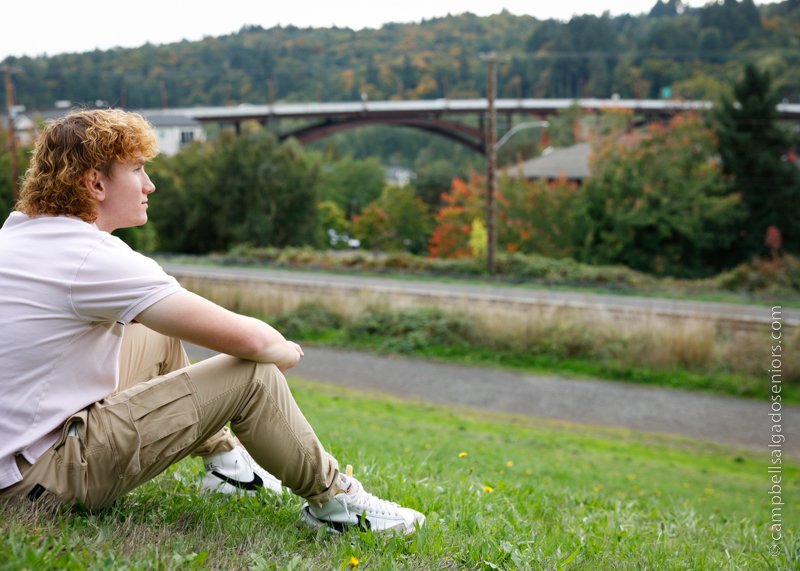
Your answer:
1;0;783;61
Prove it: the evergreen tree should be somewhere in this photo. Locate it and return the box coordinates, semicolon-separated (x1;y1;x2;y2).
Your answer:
714;64;800;260
648;0;682;18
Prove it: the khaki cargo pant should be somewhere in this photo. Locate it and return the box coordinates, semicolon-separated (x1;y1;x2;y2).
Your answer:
0;324;339;510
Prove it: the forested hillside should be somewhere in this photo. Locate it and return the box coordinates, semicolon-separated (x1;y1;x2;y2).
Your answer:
1;0;799;282
3;0;799;110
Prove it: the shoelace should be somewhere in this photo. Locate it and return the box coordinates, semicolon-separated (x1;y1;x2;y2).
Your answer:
342;477;402;517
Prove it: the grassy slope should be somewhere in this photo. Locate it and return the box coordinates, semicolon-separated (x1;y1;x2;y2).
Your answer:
2;378;796;570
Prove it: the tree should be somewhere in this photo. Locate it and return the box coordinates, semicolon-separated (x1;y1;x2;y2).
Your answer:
315;199;350;248
648;0;683;18
149;128;320;253
148;142;219;253
319;155;386;220
414;158;464;209
498;175;581;258
428;174;485;258
699;0;763;48
353;185;432;254
0;126;30;218
714;64;800;260
577;113;744;277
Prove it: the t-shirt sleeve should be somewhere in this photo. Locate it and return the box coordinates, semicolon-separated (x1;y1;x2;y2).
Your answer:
70;235;184;324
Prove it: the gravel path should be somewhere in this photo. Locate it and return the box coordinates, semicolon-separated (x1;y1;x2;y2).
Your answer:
186;344;798;457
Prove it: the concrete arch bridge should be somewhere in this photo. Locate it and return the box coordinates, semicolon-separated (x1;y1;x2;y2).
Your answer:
142;98;800;154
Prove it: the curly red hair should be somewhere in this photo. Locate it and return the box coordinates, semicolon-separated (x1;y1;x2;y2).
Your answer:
17;109;158;223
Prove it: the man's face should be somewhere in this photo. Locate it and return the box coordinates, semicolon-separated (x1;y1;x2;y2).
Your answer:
91;159;155;232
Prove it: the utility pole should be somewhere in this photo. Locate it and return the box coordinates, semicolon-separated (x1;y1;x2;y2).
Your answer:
159;79;169;109
482;52;498;274
3;66;19;202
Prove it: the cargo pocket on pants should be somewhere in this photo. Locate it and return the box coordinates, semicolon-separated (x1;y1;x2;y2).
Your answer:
101;372;200;478
54;412;89;503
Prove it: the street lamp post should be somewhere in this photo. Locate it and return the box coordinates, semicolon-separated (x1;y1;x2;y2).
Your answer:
494;120;550;152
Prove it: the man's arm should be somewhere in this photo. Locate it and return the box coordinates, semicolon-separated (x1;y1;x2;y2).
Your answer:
135;290;303;370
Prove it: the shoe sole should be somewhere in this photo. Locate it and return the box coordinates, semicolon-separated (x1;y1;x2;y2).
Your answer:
300;506;420;535
201;478;284;497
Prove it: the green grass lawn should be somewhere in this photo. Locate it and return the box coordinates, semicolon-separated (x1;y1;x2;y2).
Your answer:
2;378;797;570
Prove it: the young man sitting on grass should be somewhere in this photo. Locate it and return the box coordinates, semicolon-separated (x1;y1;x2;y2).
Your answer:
0;109;424;535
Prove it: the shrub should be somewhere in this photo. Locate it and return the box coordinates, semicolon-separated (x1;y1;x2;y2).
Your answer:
707;254;800;294
270;304;343;338
346;307;478;352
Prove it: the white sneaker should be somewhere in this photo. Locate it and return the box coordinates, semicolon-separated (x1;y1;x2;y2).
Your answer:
201;446;284;496
300;465;425;534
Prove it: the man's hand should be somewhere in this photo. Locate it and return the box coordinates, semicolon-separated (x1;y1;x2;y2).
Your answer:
279;341;305;373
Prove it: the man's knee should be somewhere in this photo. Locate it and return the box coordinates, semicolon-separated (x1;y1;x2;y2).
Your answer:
251;362;288;391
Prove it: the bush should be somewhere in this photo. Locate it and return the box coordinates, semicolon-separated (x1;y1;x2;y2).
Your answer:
270;304;343;338
347;307;478;353
706;254;800;294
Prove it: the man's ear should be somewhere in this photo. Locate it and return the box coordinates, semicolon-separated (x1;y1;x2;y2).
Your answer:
83;169;105;202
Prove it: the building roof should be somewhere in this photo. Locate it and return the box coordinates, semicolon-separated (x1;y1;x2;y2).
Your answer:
25;108;202;129
505;142;592;180
0;113;34;131
139;112;202;128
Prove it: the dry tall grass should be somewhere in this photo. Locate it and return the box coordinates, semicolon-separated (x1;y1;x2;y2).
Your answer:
176;275;795;380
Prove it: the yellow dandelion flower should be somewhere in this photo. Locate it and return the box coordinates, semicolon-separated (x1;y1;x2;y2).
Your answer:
484;485;494;493
349;556;360;567
403;447;411;453
458;451;469;458
506;460;513;468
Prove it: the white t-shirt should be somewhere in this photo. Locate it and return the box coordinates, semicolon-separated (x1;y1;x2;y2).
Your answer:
0;212;184;488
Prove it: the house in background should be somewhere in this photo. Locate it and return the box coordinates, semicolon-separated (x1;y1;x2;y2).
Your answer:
505;142;592;182
3;105;207;157
385;165;415;187
0;108;36;145
140;112;206;156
